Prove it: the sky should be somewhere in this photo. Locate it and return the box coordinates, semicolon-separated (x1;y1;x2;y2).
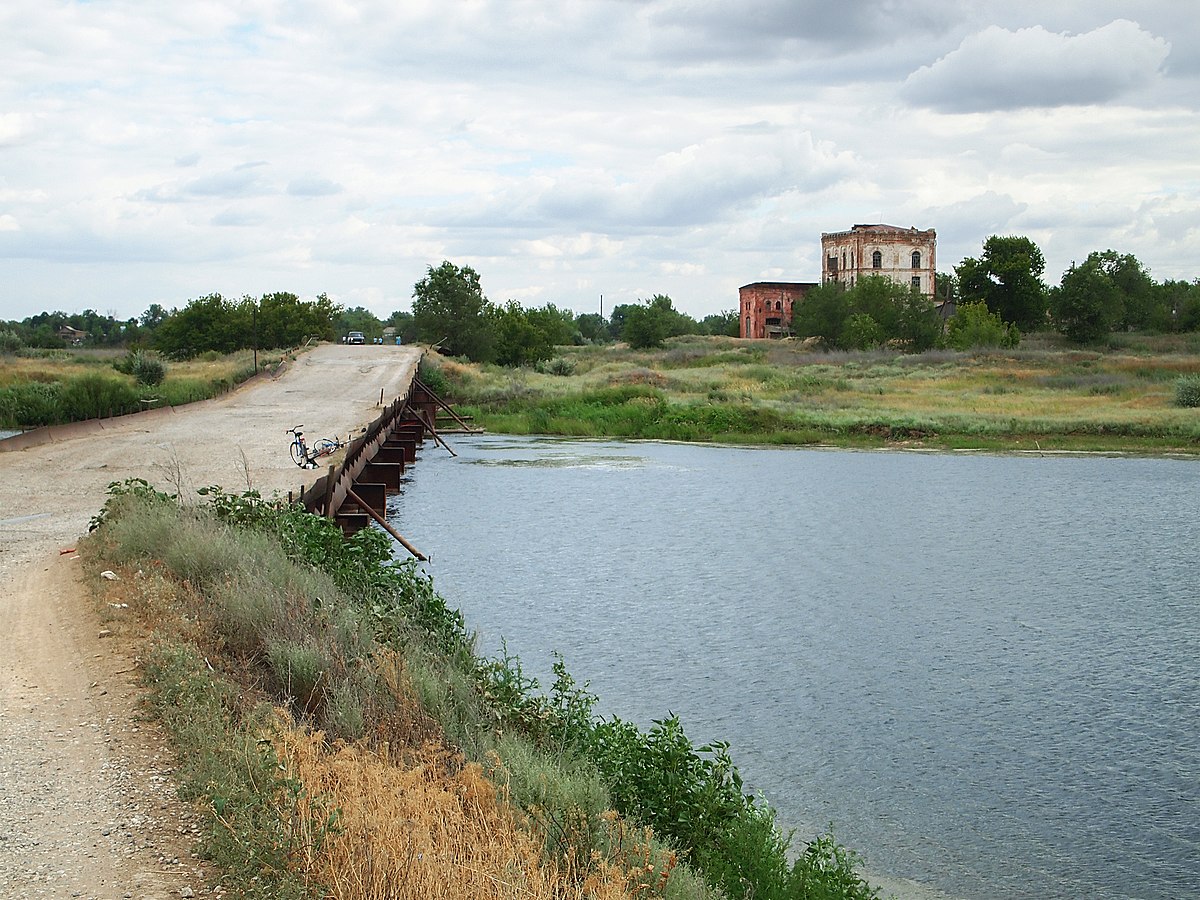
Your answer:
2;1;1198;323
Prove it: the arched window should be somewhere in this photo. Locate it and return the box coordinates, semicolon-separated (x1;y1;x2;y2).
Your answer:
872;250;882;269
775;301;782;311
912;251;921;269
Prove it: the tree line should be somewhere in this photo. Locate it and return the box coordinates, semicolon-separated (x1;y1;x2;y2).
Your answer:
6;241;1197;363
1;264;739;363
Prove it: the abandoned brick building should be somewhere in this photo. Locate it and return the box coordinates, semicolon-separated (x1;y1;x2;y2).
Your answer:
740;224;937;338
822;224;936;297
738;281;817;339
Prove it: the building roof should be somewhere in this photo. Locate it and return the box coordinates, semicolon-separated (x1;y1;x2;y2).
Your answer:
738;281;818;290
822;223;935;238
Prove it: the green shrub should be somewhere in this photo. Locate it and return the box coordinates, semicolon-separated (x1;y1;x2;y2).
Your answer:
947;302;1020;350
1174;374;1200;408
0;381;62;427
535;356;577;376
59;372;140;420
0;330;24;354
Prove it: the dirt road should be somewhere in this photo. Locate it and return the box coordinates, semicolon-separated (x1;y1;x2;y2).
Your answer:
0;344;422;899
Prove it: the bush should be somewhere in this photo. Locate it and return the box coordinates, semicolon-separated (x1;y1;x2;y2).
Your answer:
1174;374;1200;408
535;356;577;376
59;372;140;420
0;329;24;354
946;302;1020;350
0;381;62;427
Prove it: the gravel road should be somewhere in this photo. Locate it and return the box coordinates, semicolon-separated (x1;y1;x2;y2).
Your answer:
0;343;422;899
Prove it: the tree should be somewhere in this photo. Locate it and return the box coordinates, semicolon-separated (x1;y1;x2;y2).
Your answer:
154;294;250;357
1051;255;1123;344
1159;279;1200;332
700;310;741;337
622;302;670;349
1090;251;1162;332
256;291;340;347
139;303;169;331
790;281;851;346
412;261;496;361
575;312;610;344
337;306;384;341
955;235;1048;331
945;302;1019;350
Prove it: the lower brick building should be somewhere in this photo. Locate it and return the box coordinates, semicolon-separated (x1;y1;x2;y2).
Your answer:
739;281;816;339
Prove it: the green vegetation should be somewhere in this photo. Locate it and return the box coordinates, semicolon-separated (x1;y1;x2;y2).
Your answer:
85;481;880;899
1175;374;1200;408
428;333;1200;453
0;348;284;429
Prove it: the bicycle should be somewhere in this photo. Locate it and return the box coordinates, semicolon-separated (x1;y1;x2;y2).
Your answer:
287;426;343;468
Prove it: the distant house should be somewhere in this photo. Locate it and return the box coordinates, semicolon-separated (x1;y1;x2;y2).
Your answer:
56;325;88;345
821;224;937;298
738;282;816;339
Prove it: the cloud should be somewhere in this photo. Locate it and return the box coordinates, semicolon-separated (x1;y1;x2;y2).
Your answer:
286;176;344;197
185;164;271;198
902;19;1170;112
437;130;856;232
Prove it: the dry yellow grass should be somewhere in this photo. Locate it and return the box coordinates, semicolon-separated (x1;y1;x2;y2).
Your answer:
276;727;657;900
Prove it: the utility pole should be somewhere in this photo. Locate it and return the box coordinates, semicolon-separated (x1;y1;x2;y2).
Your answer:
600;293;603;319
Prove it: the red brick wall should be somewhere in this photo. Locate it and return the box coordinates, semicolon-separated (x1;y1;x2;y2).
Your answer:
739;283;814;338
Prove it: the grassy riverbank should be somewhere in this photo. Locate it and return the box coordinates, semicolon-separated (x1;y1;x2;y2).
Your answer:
0;347;288;428
83;481;880;900
424;332;1200;454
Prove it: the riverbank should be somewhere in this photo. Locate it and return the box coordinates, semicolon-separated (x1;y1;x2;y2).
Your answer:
425;332;1200;454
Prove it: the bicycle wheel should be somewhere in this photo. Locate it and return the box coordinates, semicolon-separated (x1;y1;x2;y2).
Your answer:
313;438;337;457
290;441;307;467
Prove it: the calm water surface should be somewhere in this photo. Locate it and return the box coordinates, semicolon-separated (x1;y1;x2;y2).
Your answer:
389;435;1199;900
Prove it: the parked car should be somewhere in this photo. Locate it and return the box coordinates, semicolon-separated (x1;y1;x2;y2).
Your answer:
346;331;365;344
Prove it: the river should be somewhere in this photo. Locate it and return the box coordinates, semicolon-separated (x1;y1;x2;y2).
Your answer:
388;434;1199;900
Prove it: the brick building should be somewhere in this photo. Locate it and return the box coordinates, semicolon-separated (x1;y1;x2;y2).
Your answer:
821;224;936;298
739;281;816;339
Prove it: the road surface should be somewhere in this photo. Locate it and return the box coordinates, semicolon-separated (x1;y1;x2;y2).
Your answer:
0;343;422;899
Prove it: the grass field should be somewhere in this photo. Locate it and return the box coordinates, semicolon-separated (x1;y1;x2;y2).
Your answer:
427;332;1200;454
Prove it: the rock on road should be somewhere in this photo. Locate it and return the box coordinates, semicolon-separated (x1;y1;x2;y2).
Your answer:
0;344;422;899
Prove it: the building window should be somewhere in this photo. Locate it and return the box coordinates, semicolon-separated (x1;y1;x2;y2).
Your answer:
872;250;882;269
828;256;838;274
912;251;921;269
775;301;782;311
911;276;921;290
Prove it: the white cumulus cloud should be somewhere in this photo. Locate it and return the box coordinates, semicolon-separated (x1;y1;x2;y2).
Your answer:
903;19;1170;112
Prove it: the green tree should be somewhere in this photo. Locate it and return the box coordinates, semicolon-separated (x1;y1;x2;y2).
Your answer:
1160;279;1200;332
256;291;340;348
575;312;610;344
841;313;884;350
1051;255;1124;343
700;310;741;337
493;301;561;367
790;281;851;346
956;235;1048;331
385;310;418;343
945;301;1020;349
622;302;670;349
1090;251;1162;332
154;294;250;357
337;306;384;341
412;261;496;361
